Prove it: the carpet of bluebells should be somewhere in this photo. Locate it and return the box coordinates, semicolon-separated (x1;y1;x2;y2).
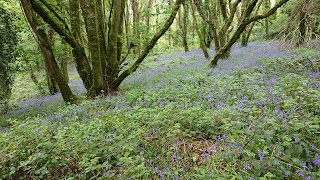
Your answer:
0;42;319;179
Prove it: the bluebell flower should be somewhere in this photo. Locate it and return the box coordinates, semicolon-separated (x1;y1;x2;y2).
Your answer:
314;156;320;167
258;150;264;162
238;146;243;156
304;176;311;180
296;170;304;177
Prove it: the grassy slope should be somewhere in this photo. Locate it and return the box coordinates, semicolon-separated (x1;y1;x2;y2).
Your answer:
0;42;320;179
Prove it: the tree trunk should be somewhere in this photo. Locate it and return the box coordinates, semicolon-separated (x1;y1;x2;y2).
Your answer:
0;62;11;112
131;0;141;55
60;53;69;83
21;0;77;103
46;29;59;94
190;0;209;59
146;0;153;34
125;0;130;48
80;0;104;96
105;0;123;92
182;0;189;52
69;0;93;91
117;0;126;64
297;9;307;46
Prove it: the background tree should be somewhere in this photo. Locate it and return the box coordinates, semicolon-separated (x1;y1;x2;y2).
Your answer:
193;0;290;66
284;0;320;46
0;7;18;114
190;0;209;58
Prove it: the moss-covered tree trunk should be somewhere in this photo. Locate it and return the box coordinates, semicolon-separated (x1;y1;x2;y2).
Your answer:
80;0;104;96
182;0;189;52
105;0;123;92
0;62;11;113
131;0;141;55
46;29;59;94
69;0;93;91
190;0;209;59
21;0;77;103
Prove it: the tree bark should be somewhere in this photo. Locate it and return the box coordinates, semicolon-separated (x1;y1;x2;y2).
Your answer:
80;0;104;96
46;28;59;94
182;0;189;52
131;0;141;55
21;0;77;103
105;0;123;92
0;62;11;109
190;0;209;59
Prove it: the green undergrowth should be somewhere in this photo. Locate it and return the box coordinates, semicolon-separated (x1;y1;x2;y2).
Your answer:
0;48;320;179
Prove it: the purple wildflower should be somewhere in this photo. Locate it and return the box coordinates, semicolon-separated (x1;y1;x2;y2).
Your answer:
284;172;289;177
201;153;209;158
238;146;243;156
180;166;185;172
222;134;227;139
258;150;264;162
159;170;165;180
243;162;252;170
173;148;178;158
314;156;320;167
234;160;237;167
310;143;315;149
297;170;304;177
300;162;307;170
304;176;311;180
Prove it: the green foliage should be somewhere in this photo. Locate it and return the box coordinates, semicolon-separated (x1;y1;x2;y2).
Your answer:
1;44;320;179
0;6;18;114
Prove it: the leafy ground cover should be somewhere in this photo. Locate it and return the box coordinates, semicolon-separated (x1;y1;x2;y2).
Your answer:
0;42;319;179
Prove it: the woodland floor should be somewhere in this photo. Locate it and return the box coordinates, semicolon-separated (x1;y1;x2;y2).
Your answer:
0;42;319;179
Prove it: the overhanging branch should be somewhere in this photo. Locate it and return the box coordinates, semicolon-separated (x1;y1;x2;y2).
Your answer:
30;0;82;51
